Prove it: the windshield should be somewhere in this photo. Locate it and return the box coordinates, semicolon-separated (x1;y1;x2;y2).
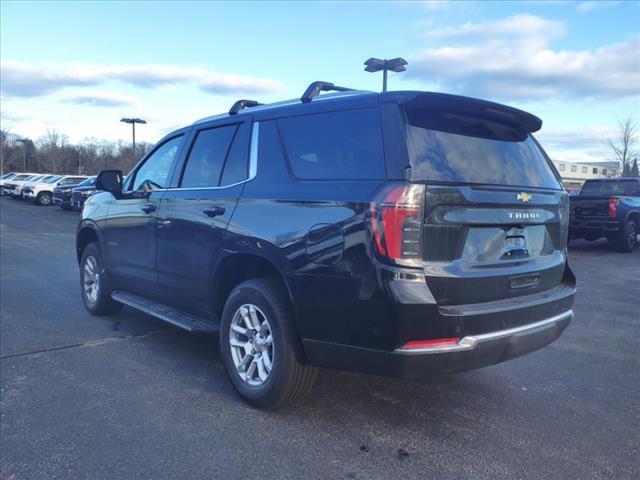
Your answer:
580;180;638;196
1;173;15;179
403;107;561;189
45;175;62;183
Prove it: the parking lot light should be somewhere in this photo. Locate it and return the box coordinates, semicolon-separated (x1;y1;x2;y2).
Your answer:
364;57;408;92
120;117;147;158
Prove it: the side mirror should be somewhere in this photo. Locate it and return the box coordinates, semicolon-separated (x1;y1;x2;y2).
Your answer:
96;170;123;195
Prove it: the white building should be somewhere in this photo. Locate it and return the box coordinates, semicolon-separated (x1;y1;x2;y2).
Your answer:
550;160;620;189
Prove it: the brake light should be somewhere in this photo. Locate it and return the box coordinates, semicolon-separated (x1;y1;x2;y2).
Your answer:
402;338;460;349
608;198;619;219
370;182;425;266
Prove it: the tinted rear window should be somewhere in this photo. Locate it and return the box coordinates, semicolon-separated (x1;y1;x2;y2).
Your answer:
581;180;639;196
278;108;385;180
404;108;561;189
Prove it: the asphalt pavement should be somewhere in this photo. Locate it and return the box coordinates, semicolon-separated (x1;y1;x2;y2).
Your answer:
1;196;638;480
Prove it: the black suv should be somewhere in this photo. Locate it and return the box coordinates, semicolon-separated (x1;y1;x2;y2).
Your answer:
77;82;576;408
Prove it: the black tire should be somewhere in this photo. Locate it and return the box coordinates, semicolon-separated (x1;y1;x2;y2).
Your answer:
80;242;123;316
36;191;52;206
616;220;638;252
219;278;318;409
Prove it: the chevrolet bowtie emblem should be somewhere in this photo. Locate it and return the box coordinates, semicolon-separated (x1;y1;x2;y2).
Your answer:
517;192;532;202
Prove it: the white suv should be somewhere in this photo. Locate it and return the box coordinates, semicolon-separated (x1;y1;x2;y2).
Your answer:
5;174;43;199
24;175;87;205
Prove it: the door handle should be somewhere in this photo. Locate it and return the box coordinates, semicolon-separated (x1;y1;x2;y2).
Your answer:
203;206;225;217
141;204;157;214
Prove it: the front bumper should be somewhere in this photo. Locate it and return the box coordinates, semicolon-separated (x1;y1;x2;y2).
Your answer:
23;190;36;199
304;310;572;378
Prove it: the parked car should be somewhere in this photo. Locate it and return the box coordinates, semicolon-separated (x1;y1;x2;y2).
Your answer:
21;175;60;202
77;83;576;408
570;178;640;252
53;177;89;210
24;175;86;206
70;177;98;210
4;174;42;199
0;172;19;195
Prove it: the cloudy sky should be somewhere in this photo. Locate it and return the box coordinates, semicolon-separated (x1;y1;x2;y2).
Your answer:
1;0;639;163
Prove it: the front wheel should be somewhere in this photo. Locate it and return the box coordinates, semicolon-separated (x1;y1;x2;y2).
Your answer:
80;242;123;316
36;192;52;206
219;279;318;409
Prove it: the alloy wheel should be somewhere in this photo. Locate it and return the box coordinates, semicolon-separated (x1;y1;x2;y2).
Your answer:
83;256;100;305
229;304;274;386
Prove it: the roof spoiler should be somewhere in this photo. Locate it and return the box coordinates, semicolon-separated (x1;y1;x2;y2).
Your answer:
401;92;542;133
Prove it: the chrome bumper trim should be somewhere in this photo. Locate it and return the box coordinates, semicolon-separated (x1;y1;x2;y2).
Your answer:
395;309;574;355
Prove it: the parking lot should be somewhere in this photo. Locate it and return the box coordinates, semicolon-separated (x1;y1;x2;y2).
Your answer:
0;196;638;480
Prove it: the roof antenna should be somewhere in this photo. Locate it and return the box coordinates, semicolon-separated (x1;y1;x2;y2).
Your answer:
364;57;408;92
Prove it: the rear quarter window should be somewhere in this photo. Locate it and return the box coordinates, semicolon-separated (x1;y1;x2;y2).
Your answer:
278;108;385;180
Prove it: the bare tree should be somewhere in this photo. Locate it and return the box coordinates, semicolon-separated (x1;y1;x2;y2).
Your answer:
607;117;639;177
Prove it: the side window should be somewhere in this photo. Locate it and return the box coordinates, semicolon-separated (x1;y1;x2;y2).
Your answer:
131;135;183;191
181;125;237;188
220;122;250;186
278;108;385;180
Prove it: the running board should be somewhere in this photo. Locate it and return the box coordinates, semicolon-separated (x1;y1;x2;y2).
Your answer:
110;291;218;333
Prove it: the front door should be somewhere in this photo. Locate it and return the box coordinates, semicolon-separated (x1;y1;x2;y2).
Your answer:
106;134;185;298
156;119;252;316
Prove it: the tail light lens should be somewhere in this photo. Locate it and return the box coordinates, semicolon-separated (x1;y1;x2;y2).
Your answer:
370;182;425;267
558;192;570;247
608;198;619;219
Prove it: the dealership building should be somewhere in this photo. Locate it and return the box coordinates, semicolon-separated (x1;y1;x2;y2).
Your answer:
550;160;620;189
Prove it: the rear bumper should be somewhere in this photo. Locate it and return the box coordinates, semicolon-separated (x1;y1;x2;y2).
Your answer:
304;310;572;378
570;219;620;238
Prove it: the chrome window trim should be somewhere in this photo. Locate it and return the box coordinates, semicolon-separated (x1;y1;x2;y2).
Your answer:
394;309;573;355
163;121;259;192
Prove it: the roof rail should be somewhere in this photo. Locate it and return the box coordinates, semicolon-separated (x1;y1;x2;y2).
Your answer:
301;81;354;104
229;99;263;116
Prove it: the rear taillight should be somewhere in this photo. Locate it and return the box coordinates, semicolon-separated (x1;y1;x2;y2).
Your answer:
608;198;619;219
370;182;425;267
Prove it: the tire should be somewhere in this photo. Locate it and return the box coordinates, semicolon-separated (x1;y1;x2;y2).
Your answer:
60;204;71;210
219;278;318;409
36;191;52;206
616;220;638;253
80;242;123;316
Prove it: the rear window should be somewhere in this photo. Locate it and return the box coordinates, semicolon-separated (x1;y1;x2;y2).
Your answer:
404;108;561;189
278;108;385;180
581;180;639;196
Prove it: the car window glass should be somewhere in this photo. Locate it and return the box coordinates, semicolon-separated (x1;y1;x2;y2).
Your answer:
278;108;385;180
181;125;237;188
220;123;250;186
132;136;183;191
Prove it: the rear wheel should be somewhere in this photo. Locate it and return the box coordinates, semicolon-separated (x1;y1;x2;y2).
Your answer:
616;220;638;252
36;191;52;206
80;242;123;316
219;279;317;409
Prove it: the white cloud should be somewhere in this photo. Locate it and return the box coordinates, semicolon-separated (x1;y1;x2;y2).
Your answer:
62;90;137;107
576;1;619;14
424;14;565;41
408;15;640;101
0;60;284;98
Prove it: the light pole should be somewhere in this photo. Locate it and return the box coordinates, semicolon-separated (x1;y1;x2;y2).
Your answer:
120;117;147;158
16;138;29;171
364;57;408;92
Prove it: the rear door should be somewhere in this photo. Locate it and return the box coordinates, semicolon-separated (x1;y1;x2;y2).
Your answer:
155;117;252;315
385;97;568;306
